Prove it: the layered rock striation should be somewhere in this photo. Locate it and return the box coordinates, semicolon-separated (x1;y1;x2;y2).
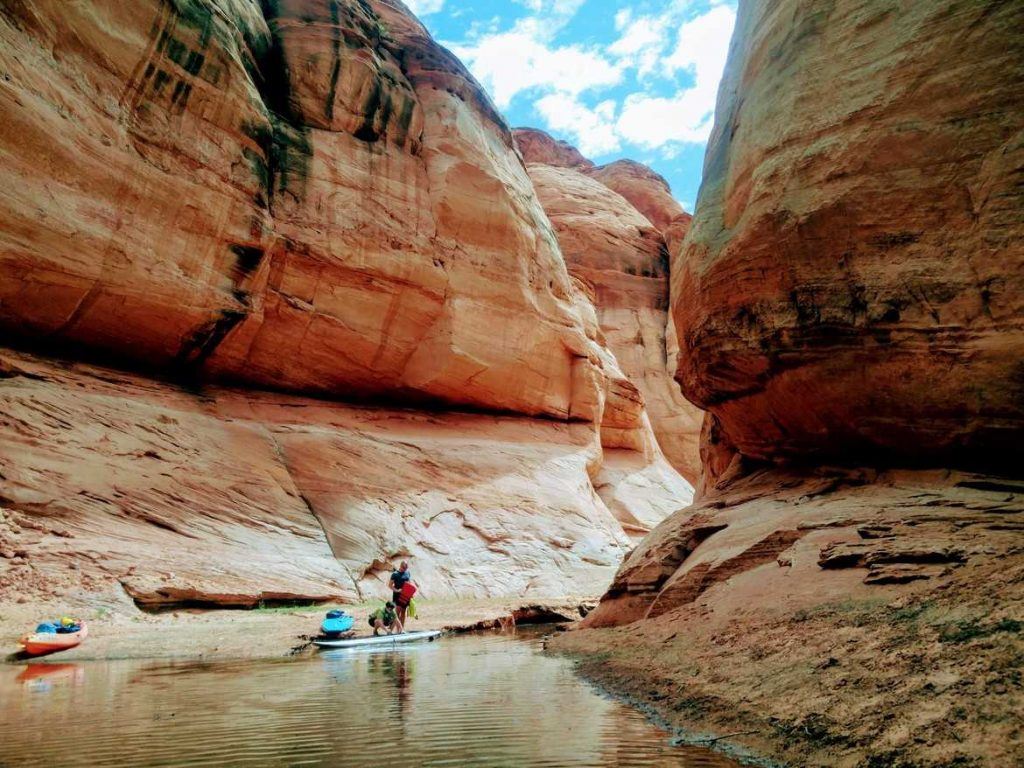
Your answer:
0;0;691;607
0;348;641;608
515;129;704;484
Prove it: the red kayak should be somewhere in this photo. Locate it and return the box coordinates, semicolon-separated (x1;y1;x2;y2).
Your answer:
19;623;88;657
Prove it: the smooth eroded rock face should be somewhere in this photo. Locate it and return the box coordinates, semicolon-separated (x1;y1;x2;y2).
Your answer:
673;0;1024;473
579;7;1024;764
517;129;704;483
0;349;681;607
589;0;1024;619
586;160;692;258
0;1;694;607
0;0;610;420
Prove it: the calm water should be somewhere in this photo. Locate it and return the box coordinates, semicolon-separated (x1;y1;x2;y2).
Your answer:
0;631;740;767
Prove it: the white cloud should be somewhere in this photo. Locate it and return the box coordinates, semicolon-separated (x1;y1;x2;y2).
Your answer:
535;94;620;156
404;0;445;17
451;3;621;109
665;5;735;87
509;0;587;33
448;2;736;157
453;32;621;108
539;0;587;22
610;16;662;57
615;5;736;149
616;92;715;147
609;13;671;78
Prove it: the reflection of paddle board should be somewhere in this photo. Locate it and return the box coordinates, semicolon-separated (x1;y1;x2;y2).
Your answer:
314;630;441;649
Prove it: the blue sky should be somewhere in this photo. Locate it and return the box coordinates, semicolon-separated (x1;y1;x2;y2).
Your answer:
404;0;738;212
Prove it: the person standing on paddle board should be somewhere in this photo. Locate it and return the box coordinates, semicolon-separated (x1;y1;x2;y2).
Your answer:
389;560;415;631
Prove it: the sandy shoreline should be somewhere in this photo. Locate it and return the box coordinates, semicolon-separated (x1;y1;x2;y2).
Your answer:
550;556;1024;768
1;596;594;663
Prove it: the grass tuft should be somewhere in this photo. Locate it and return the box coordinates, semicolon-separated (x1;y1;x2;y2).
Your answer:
938;618;1022;644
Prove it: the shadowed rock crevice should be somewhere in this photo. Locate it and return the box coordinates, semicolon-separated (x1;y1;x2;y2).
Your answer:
121;582;337;611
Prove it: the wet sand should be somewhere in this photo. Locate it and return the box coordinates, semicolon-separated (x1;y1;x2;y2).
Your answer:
0;596;593;662
551;556;1024;768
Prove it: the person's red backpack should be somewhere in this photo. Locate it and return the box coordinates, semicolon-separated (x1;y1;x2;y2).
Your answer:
397;581;417;606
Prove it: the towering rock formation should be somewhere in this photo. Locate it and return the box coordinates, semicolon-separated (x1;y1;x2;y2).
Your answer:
0;0;690;607
580;159;695;448
586;160;692;260
0;0;616;420
673;0;1024;477
569;2;1024;766
515;129;705;484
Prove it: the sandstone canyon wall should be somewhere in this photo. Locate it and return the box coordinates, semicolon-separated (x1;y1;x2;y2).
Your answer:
673;0;1024;477
0;0;611;419
514;128;704;485
0;0;691;608
572;2;1024;765
0;348;642;607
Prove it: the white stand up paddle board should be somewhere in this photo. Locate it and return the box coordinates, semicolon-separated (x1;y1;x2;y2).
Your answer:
314;629;442;649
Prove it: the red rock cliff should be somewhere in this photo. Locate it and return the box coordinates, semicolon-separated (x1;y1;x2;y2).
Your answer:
575;4;1024;764
515;129;705;484
588;0;1024;630
0;0;692;607
672;0;1024;476
0;0;615;420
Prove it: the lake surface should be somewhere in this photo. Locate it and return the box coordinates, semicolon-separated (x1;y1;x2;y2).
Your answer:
0;630;741;767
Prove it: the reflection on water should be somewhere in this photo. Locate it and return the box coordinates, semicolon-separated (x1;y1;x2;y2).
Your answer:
0;631;740;767
14;662;86;692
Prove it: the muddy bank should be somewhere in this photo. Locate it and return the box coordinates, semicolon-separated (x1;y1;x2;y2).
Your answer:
552;554;1024;768
1;597;594;663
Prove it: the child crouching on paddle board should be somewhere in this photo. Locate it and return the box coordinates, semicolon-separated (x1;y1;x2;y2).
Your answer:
368;601;403;636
